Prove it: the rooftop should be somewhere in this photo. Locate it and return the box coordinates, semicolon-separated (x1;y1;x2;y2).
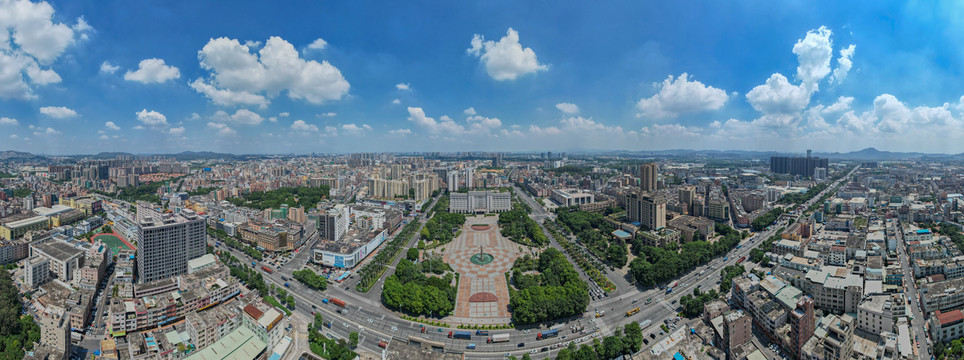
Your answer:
33;240;84;262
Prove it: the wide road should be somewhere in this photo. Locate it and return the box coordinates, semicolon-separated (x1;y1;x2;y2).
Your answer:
896;220;931;358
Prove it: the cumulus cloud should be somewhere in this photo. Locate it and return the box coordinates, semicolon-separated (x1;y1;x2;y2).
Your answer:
396;83;410;91
0;117;18;125
392;98;401;105
290;120;318;132
307;38;328;50
318;112;336;117
193;36;350;106
279;112;290;117
341;123;371;134
33;126;58;136
39;106;77;118
104;121;120;130
99;134;108;140
406;107;468;135
555;102;579;114
467;28;547;81
136;109;168;127
636;73;728;118
99;61;119;74
169;127;185;135
207;122;236;136
388;128;412;136
822;96;854;114
463;107;476;115
746;73;811;115
792;26;833;92
0;0;89;99
467;115;502;130
830;44;856;85
124;58;181;84
210;109;264;125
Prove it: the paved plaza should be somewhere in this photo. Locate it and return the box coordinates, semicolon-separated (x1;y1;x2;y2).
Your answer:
442;215;526;324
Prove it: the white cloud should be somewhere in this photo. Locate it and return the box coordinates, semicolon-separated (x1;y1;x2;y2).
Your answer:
194;36;350;106
136;109;168;127
168;127;185;135
830;44;856;85
99;134;109;140
322;125;338;137
207;122;236;136
0;0;88;99
124;58;181;84
39;106;77;118
396;83;410;91
388;128;412;136
392;98;401;105
189;79;268;108
822;96;854;114
9;134;17;139
792;26;833;92
290;120;318;132
555;102;580;114
746;73;811;115
307;38;328;50
0;117;18;125
132;125;145;130
279;112;289;117
467;115;502;129
268;116;277;123
318;112;336;117
104;121;120;130
33;126;58;136
463;107;476;115
636;73;728;118
341;123;371;134
187;113;200;121
99;61;119;74
467;28;547;81
528;124;561;136
243;40;262;49
210;109;264;125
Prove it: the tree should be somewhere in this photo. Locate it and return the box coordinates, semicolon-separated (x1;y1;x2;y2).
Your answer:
692;230;701;241
112;285;118;297
406;248;419;262
349;331;359;349
314;313;324;330
286;295;295;309
521;354;532;360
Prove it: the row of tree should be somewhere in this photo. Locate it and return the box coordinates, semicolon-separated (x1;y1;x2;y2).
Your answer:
555;208;626;267
381;259;457;317
750;207;784;231
292;268;328;290
511;321;643;360
719;264;746;294
779;183;828;205
508;248;590;324
499;205;549;246
748;228;784;265
680;288;721;317
308;323;356;360
355;218;422;292
628;223;745;287
227;185;330;210
208;227;263;261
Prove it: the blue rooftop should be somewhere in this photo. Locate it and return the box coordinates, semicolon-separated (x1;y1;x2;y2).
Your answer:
674;353;685;360
917;229;931;234
612;230;632;238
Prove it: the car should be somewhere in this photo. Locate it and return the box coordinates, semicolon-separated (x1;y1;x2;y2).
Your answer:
518;343;525;347
643;339;649;345
650;334;656;339
541;347;549;352
529;349;538;354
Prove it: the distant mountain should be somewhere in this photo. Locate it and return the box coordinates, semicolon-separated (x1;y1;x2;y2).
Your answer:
814;147;955;161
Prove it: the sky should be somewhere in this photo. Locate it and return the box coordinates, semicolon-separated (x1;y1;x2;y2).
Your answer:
4;1;964;155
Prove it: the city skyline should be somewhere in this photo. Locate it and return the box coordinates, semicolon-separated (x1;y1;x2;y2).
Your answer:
5;1;964;154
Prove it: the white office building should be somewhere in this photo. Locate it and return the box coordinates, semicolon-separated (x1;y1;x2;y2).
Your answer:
136;208;207;283
449;191;511;214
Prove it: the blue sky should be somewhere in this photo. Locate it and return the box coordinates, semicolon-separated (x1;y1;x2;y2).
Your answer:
4;0;964;154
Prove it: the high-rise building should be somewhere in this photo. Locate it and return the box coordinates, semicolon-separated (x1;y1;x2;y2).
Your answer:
770;150;829;178
318;205;349;242
390;164;404;180
136;208;207;283
447;171;460;192
722;310;752;355
678;186;696;214
464;168;474;189
640;163;657;192
627;192;666;230
789;296;815;359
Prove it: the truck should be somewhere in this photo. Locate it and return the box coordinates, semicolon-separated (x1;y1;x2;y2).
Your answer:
476;330;489;336
252;262;257;267
672;281;678;288
665;288;672;294
626;307;640;317
487;333;510;343
639;319;652;330
329;298;346;307
261;266;273;274
536;329;559;340
449;331;471;340
284;282;290;287
723;256;728;261
321;299;328;304
736;256;746;264
467;343;476;350
378;341;388;348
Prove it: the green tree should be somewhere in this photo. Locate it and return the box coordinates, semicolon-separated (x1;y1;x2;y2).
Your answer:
314;313;324;330
349;331;359;349
521;354;532;360
406;247;419;262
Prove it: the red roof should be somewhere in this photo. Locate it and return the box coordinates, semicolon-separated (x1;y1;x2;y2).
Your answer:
936;310;964;326
244;304;263;320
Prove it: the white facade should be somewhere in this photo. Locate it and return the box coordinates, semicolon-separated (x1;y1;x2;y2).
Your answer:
857;294;902;334
136;209;207;283
449;191;511;214
312;229;387;269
